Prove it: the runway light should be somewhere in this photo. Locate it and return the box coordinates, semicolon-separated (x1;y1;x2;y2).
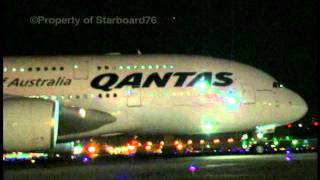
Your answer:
285;136;291;141
105;145;114;153
174;140;179;145
298;123;303;128
241;134;248;140
73;145;83;155
188;164;199;173
273;137;279;146
146;141;153;146
88;146;96;153
285;156;292;161
241;140;248;149
286;150;292;155
227;138;234;143
257;132;264;139
30;159;36;164
145;145;152;151
292;139;298;146
213;139;220;144
176;144;183;151
81;156;90;163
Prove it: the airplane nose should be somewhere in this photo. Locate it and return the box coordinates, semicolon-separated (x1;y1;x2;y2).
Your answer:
290;92;308;120
296;94;308;118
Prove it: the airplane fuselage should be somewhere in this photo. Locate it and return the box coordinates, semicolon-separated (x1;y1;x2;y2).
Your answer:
3;55;308;140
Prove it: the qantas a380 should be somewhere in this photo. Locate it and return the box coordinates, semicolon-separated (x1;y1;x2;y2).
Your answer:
3;55;308;152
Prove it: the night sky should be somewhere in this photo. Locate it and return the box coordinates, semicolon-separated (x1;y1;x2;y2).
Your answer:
3;0;318;123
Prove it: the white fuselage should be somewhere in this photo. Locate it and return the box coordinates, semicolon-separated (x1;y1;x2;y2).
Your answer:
3;55;308;140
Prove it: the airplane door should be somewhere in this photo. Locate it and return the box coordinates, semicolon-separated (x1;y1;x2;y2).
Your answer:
73;60;88;80
241;84;255;104
127;86;141;107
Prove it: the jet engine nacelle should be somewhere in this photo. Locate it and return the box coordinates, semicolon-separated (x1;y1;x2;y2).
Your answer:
3;98;59;152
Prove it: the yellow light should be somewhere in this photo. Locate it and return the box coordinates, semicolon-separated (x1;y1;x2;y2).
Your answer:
176;144;183;150
279;147;286;151
174;140;179;145
213;139;220;144
200;139;205;144
146;141;152;146
187;140;193;145
128;145;136;151
105;146;114;153
227;138;234;143
160;141;165;146
145;145;152;151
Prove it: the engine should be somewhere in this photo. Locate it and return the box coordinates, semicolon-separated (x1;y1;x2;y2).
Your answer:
3;98;59;152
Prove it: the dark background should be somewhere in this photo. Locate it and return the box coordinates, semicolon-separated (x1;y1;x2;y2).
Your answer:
3;0;318;136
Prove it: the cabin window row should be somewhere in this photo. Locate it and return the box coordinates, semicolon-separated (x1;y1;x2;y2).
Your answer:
4;66;64;72
118;64;175;70
28;93;118;100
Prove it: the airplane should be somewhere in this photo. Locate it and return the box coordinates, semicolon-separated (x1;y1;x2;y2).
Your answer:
3;54;308;152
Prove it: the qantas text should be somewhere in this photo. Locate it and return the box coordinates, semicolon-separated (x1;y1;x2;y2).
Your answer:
91;72;233;91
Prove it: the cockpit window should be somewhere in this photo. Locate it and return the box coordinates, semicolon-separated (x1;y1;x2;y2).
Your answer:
273;82;283;88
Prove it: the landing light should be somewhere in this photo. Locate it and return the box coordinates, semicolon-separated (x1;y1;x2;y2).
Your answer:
79;108;86;118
